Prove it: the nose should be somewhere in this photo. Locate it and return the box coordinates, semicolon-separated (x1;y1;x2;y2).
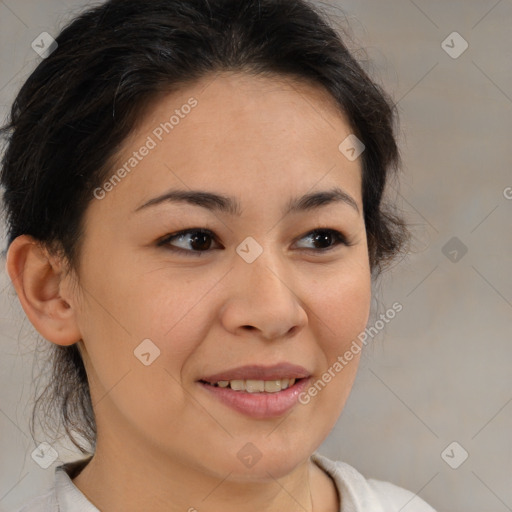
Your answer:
219;248;308;340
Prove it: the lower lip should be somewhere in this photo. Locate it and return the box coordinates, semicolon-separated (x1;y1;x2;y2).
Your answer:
198;378;311;419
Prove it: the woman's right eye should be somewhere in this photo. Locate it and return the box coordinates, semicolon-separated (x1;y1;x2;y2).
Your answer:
157;228;221;256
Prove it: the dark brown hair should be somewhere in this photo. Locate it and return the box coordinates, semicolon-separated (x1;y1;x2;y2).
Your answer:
0;0;410;454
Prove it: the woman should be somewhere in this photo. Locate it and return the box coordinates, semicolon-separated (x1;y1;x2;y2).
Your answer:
2;0;436;510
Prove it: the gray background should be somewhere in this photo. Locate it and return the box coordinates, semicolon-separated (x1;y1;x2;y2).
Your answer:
1;1;511;511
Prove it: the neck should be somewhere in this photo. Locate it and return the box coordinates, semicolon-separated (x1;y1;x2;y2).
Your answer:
72;432;338;512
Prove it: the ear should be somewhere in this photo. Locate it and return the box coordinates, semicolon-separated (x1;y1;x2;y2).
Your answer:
5;234;82;346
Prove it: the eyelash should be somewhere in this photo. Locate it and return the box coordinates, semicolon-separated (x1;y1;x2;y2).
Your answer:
157;227;353;257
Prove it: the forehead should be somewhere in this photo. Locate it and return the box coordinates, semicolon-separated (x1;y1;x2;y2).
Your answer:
92;71;363;219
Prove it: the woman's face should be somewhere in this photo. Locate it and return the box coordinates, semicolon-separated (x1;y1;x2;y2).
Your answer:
71;72;371;480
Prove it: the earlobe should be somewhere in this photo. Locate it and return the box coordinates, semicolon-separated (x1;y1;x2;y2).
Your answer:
5;234;82;346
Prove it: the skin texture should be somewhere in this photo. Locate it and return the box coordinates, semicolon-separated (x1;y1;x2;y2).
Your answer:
6;72;372;512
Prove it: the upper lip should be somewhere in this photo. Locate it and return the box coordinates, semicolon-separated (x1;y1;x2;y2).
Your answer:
199;363;311;383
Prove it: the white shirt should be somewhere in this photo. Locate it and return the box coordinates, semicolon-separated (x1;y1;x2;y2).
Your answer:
15;452;436;511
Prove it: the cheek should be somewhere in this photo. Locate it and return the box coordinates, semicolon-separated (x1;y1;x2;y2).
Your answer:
311;263;372;352
300;264;371;416
75;277;201;436
81;254;209;339
123;269;220;355
78;263;223;408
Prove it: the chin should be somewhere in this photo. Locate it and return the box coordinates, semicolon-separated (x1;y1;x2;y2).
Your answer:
214;437;314;482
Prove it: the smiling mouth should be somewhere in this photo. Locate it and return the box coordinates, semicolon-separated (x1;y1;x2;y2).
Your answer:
199;378;304;393
198;374;311;418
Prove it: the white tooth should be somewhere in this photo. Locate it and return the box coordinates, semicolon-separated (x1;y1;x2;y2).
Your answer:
224;378;297;392
264;380;282;393
245;380;265;393
280;378;290;390
230;380;245;391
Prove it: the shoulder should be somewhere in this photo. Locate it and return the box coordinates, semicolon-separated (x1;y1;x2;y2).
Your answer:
365;478;437;512
14;456;94;512
311;452;437;512
14;488;57;512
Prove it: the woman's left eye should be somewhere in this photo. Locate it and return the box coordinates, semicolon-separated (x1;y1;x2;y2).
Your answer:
158;228;351;256
294;229;351;252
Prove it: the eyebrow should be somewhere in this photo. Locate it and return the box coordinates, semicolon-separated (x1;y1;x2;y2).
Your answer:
134;186;360;216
